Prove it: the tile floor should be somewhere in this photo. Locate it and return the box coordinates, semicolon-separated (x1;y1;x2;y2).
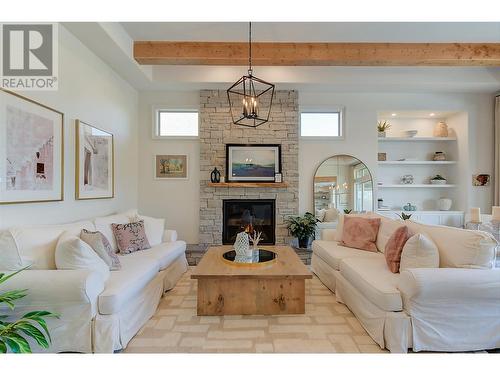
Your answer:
125;267;386;353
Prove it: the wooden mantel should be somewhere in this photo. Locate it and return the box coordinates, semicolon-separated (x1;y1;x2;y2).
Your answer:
208;182;288;188
134;42;500;66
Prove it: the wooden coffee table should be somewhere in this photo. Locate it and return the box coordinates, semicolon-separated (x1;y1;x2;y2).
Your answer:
191;245;312;316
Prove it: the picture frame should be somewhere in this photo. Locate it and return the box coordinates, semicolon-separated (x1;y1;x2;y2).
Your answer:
75;120;114;200
0;88;64;204
226;144;281;182
155;154;188;179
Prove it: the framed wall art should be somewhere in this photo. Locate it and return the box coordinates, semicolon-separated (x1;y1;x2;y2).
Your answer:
0;89;64;204
226;144;281;182
75;120;114;199
155;154;188;179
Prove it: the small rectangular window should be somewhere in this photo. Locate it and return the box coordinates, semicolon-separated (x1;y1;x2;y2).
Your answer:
154;110;199;138
300;112;342;138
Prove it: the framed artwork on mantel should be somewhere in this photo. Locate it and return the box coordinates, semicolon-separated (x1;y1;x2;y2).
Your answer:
226;144;281;182
75;120;114;200
0;89;64;204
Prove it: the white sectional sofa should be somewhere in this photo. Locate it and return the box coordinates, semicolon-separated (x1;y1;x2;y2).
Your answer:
0;210;187;353
312;213;500;353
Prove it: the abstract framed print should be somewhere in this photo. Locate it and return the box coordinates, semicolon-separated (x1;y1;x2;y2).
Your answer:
0;89;64;204
155;154;188;179
75;120;114;199
226;144;281;182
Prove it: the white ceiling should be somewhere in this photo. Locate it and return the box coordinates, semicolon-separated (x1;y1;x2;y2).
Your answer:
64;22;500;93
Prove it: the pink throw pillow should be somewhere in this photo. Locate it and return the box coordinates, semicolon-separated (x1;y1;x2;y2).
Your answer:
340;216;381;252
384;226;411;273
112;220;151;254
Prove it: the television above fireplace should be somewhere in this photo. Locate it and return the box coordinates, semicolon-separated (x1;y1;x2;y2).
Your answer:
222;199;276;245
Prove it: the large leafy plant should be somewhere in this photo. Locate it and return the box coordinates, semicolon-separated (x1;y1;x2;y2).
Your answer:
285;212;319;241
0;268;59;353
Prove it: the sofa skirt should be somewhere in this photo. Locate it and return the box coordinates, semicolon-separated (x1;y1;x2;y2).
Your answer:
311;253;337;292
163;255;188;291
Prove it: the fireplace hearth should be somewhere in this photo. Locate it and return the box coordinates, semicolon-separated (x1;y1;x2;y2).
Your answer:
222;199;276;245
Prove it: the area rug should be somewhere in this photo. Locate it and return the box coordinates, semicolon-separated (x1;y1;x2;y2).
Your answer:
125;267;386;353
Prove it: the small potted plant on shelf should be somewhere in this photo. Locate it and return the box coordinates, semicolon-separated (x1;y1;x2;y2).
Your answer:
285;212;319;249
377;121;391;138
397;212;413;220
430;174;447;185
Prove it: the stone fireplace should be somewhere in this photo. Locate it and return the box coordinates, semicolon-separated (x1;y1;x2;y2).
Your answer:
198;89;299;247
222;199;276;245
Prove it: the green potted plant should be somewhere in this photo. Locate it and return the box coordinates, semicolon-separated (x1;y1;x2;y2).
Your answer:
0;268;59;353
430;174;447;185
397;212;412;221
285;212;319;249
377;121;391;137
343;209;352;214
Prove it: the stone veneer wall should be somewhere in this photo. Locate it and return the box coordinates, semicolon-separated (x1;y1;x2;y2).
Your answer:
199;89;299;247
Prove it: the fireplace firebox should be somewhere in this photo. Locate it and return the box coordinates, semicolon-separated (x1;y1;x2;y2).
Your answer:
222;199;276;245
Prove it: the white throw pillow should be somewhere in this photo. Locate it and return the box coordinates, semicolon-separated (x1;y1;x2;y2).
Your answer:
400;233;440;271
0;230;27;271
55;231;110;281
405;220;497;269
131;215;165;247
315;209;326;222
323;208;339;223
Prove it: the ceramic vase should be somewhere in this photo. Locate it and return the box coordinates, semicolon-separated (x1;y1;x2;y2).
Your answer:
437;198;452;211
234;232;250;257
433;121;449;137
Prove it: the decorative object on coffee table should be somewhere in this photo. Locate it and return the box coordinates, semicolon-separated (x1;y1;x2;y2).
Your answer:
433;151;446;161
433;121;449;137
191;245;312;315
249;230;262;249
437;197;453;211
430;174;447;185
234;231;251;260
377;120;391;137
210;167;221;183
285;212;318;249
472;174;491;186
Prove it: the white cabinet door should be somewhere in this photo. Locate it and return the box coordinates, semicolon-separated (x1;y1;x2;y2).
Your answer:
418;214;441;225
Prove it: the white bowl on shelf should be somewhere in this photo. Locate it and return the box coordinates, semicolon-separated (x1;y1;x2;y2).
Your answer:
430;179;447;185
405;130;418;138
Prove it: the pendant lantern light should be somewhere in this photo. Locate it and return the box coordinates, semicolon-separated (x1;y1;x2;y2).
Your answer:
227;22;275;128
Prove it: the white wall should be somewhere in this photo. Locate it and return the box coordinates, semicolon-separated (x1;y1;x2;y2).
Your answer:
0;25;139;228
299;92;495;215
137;91;200;244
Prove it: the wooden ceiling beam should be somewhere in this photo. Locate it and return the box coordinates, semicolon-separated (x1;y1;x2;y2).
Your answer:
134;41;500;66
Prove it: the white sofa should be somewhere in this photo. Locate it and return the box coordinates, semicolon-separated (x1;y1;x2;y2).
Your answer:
0;210;188;353
311;214;500;353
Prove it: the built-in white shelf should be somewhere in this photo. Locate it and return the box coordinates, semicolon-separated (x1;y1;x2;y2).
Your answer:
378;137;457;142
378;161;457;165
378;184;456;188
377;210;464;214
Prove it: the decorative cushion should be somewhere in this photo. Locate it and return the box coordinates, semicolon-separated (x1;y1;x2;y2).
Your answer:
375;215;405;253
323;208;340;223
112;220;151;254
94;209;138;252
128;214;165;247
340;216;381;252
315;209;326;222
405;220;497;269
0;230;25;271
384;226;411;273
335;213;377;242
80;229;121;270
400;233;439;271
55;231;110;281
